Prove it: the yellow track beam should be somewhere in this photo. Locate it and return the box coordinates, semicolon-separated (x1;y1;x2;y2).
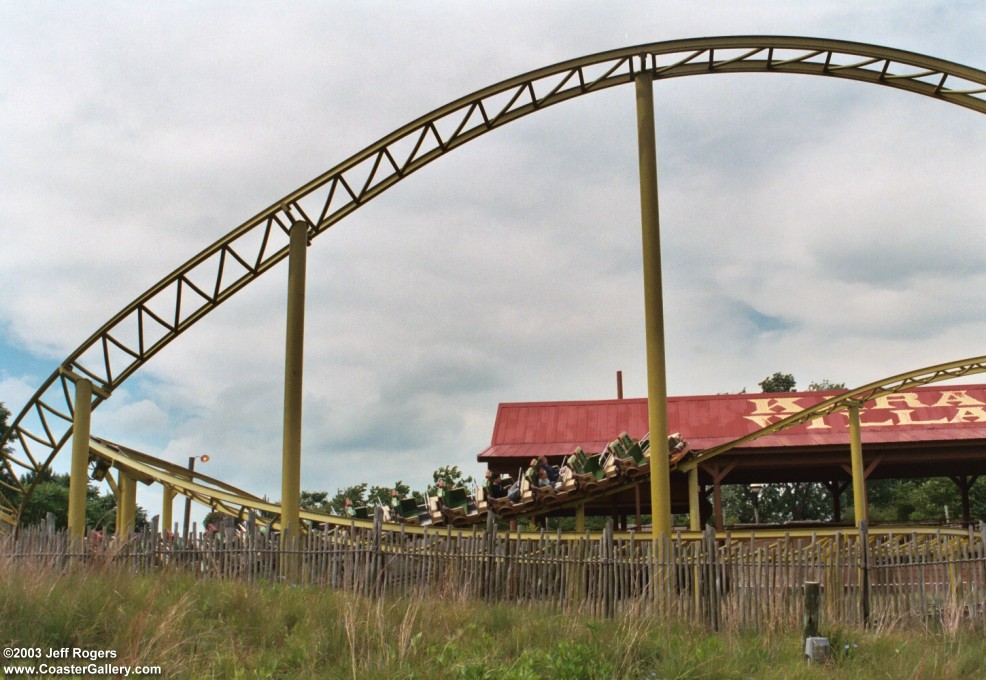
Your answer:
635;71;672;539
67;379;92;540
680;355;986;471
5;39;986;532
848;401;868;526
281;220;308;577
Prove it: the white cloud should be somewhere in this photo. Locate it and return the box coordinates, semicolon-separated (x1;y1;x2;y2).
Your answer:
1;3;984;509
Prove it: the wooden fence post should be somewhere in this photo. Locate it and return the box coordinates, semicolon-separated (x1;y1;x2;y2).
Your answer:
859;521;871;626
483;511;496;601
803;581;821;640
603;519;615;618
372;505;384;595
699;524;712;630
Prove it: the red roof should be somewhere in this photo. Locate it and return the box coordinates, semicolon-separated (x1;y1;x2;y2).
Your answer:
477;384;986;461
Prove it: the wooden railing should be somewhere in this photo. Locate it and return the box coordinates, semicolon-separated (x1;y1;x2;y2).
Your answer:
4;520;984;631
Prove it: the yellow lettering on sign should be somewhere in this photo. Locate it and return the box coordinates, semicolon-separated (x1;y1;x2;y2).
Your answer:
870;393;925;410
932;391;986;408
951;407;986;423
744;415;780;428
748;398;803;415
806;416;831;429
894;410;948;426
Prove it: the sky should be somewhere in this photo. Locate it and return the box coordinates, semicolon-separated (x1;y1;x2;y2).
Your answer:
1;2;985;524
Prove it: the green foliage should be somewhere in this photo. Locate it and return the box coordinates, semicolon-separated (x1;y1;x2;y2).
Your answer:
14;470;146;532
327;481;412;514
808;378;847;391
722;482;833;525
723;375;844;525
866;477;986;523
86;489;119;530
722;476;986;527
0;400;11;448
758;372;796;393
18;475;69;528
427;465;475;497
201;509;226;529
552;515;617;531
330;483;369;514
0;401;16;491
299;489;330;511
369;480;410;506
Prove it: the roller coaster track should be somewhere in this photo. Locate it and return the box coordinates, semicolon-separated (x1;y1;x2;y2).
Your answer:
2;37;985;529
88;356;986;534
677;355;986;471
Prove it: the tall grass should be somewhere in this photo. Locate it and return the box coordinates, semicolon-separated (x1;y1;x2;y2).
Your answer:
2;559;985;679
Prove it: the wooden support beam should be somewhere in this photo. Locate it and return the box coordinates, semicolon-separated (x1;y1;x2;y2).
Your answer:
706;460;738;531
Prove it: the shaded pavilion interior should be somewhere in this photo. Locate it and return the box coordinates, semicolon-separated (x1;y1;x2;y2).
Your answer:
477;384;986;528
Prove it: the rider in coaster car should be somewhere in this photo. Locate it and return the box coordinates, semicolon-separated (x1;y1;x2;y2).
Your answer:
484;469;509;499
668;433;690;458
537;454;560;484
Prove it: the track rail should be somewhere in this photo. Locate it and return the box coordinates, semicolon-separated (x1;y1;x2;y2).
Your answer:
3;37;985;528
88;355;986;533
677;355;986;471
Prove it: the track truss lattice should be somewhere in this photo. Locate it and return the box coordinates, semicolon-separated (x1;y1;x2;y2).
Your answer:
2;37;985;528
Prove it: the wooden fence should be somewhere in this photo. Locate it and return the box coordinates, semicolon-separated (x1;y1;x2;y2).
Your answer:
3;518;985;632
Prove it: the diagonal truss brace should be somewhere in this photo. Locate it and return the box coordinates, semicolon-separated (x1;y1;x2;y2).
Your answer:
2;36;985;529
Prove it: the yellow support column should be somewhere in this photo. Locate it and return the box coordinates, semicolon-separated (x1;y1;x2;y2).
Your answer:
67;379;93;540
575;502;585;533
161;485;175;536
848;402;868;526
118;472;137;535
688;467;701;531
635;70;672;539
281;219;309;580
114;472;123;534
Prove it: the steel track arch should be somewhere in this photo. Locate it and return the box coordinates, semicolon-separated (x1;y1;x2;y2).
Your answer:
2;36;985;528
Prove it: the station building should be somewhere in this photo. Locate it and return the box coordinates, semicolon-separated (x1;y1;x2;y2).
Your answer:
477;383;986;528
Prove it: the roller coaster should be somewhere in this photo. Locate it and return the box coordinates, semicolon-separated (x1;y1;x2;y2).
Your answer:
2;36;985;536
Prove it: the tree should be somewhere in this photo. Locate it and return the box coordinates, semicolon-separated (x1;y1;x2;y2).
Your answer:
0;401;11;447
368;481;410;507
0;402;18;494
16;470;146;532
426;466;474;498
722;374;837;524
758;372;796;392
807;379;846;391
722;483;833;525
202;509;230;529
866;477;986;523
329;483;369;514
300;490;330;512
